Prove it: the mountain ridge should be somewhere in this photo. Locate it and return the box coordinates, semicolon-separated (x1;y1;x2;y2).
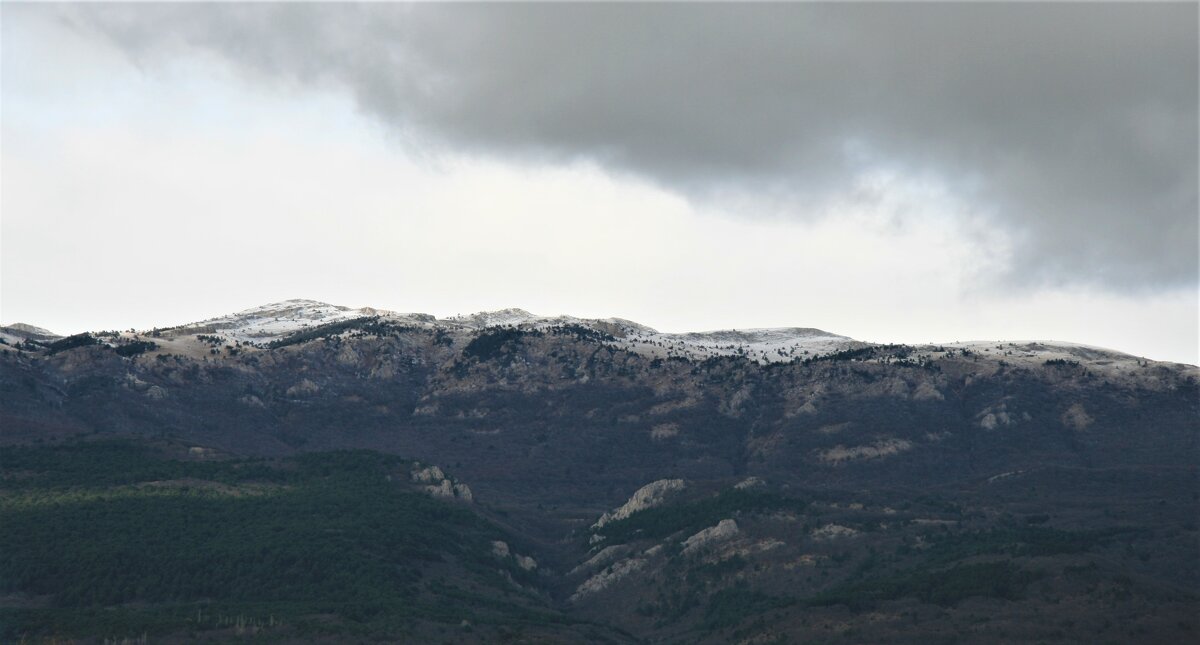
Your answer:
7;298;1186;368
1;296;1196;642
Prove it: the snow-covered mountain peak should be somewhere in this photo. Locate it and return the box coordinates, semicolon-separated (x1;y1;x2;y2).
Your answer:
0;322;62;345
447;308;541;329
169;299;378;342
231;299;349;318
4;322;60;338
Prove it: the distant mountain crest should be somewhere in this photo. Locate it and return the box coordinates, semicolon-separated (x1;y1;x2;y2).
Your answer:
154;300;865;363
6;322;59;337
9;299;1181;368
0;322;61;342
132;299;1185;367
447;308;542;328
231;299;353;317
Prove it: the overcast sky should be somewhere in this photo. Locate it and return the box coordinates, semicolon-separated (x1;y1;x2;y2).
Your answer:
2;3;1197;363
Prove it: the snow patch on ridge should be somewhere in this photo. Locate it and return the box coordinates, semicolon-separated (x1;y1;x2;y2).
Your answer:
131;299;1193;371
165;299;437;344
625;326;859;364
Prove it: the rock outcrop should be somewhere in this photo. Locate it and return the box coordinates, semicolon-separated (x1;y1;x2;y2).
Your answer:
571;557;646;601
682;519;739;554
593;479;685;529
411;463;473;502
491;540;537;571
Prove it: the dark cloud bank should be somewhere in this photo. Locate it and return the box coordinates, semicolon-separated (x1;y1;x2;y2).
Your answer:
64;3;1198;290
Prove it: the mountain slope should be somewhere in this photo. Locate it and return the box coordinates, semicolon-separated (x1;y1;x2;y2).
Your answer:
0;441;627;643
0;300;1195;642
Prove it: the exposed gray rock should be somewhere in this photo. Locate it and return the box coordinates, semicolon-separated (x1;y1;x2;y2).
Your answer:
570;558;646;601
682;519;739;554
593;479;685;529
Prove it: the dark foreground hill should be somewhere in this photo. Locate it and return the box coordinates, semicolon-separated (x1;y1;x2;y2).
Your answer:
1;303;1197;642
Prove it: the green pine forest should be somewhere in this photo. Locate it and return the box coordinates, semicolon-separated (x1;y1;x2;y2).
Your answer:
0;441;590;642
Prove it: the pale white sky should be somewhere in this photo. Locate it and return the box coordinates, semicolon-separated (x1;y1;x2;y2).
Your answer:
2;5;1197;364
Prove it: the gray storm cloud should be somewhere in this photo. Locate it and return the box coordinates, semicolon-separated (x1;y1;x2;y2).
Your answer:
62;2;1198;289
